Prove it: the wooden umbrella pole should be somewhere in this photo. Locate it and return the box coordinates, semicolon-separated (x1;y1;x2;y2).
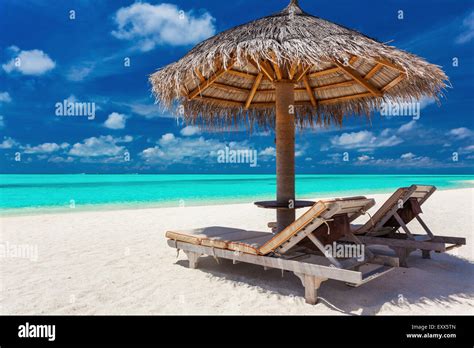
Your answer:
275;80;296;233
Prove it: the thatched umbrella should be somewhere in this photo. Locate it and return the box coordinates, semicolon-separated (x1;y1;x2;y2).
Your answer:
150;0;447;232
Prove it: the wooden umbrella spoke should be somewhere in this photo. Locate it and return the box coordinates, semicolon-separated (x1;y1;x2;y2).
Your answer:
375;58;406;73
188;60;236;100
194;68;205;83
288;62;298;80
295;64;312;82
334;61;383;97
270;53;283;80
364;63;383;80
382;74;406;92
245;73;264;109
302;74;317;107
227;69;257;79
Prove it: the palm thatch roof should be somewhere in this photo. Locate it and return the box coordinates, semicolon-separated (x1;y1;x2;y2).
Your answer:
149;0;448;129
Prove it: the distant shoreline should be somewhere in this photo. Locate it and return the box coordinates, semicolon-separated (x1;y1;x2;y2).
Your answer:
1;186;472;218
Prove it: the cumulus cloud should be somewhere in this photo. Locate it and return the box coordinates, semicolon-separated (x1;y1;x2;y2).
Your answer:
2;46;55;75
400;152;416;160
140;133;257;166
330;130;403;150
0;92;12;103
111;2;216;51
355;153;435;168
104;112;127;130
66;64;94;81
357;155;373;162
180;125;200;136
23;142;69;154
69;135;132;157
0;136;19;149
456;11;474;44
449;127;473;140
259;147;276;157
397;120;418;133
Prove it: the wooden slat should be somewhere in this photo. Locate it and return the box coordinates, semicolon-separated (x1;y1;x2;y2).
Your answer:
302;74;317;107
364;64;383;80
334;61;383;97
213;82;250;94
375;58;406;73
188;61;235;100
196;96;243;107
319;92;374;105
314;80;356;92
227;69;257;79
382;74;406;92
309;66;341;78
245;73;264;109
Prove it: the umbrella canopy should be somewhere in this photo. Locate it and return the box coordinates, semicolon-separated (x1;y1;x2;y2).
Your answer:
149;0;448;231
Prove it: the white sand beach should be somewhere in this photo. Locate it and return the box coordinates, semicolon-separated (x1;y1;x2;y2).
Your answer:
0;188;473;315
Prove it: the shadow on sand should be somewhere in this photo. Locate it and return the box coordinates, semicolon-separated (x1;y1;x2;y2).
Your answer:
175;249;474;315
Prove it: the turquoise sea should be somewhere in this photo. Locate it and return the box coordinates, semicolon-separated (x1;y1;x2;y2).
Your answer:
0;174;473;215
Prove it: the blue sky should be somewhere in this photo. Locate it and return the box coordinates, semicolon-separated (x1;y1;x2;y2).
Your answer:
0;0;473;174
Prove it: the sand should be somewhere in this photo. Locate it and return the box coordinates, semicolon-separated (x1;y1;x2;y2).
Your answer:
0;188;473;315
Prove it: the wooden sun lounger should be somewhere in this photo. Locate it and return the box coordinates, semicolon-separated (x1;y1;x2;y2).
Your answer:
166;198;399;304
349;185;466;267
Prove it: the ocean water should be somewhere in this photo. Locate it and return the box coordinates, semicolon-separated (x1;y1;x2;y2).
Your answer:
0;174;473;214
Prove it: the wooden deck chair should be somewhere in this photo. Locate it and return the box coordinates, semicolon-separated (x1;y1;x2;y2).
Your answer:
166;198;398;305
351;185;466;267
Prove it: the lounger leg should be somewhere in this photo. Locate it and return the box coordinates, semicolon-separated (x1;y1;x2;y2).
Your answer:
422;250;431;259
390;247;413;268
294;273;327;305
184;251;201;269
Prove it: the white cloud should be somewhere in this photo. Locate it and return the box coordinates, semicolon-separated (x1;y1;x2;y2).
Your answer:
66;64;94;81
357;155;373;162
397;120;418;133
2;47;56;75
456;11;474;44
180;125;200;136
140;134;256;166
0;136;18;149
111;2;216;51
259;147;276;157
49;156;74;163
400;152;416;160
23;142;69;154
104;112;127;130
69;135;132;157
419;96;436;109
0;92;12;103
458;145;474;154
449;127;473;140
330;130;403;150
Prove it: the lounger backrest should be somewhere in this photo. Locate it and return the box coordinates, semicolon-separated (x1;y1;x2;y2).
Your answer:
257;201;330;255
355;185;436;234
258;197;375;255
321;196;375;222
